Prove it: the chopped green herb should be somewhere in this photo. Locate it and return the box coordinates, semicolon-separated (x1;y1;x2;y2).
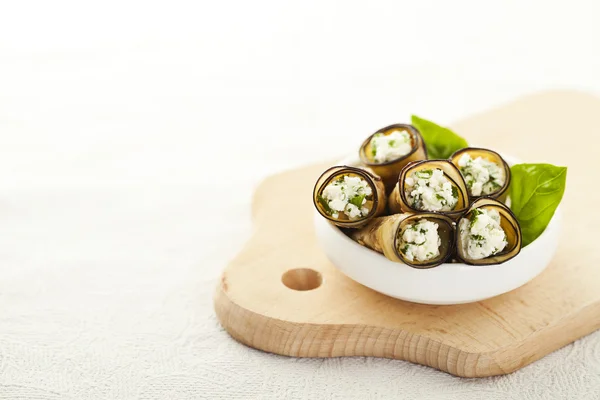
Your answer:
469;208;483;227
349;194;366;207
470;234;485;241
388;139;396;146
451;186;458;199
317;195;334;215
415;169;433;179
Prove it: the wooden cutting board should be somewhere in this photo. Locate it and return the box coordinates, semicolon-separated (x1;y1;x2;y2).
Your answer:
214;91;600;377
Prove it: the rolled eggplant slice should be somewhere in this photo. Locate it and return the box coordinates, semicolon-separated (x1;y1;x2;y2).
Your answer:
313;166;387;228
455;197;522;265
450;147;511;201
359;124;427;192
351;213;455;268
389;160;470;218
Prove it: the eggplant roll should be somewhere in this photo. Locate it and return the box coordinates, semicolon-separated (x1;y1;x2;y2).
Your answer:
389;160;469;218
351;213;454;268
450;147;511;201
313;166;387;228
359;124;427;192
455;197;522;265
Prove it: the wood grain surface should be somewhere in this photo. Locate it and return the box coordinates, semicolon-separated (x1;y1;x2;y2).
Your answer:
214;91;600;377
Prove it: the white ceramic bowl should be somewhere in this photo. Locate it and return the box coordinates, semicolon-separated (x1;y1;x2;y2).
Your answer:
314;155;561;305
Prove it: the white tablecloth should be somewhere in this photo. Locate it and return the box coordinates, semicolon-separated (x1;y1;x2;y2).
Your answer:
1;1;600;398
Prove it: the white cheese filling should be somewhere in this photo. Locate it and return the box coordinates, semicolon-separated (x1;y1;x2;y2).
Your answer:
405;168;458;212
457;154;505;196
320;175;373;220
397;219;441;262
458;208;508;260
369;130;412;163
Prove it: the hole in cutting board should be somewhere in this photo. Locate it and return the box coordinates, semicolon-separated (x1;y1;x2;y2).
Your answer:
282;268;322;291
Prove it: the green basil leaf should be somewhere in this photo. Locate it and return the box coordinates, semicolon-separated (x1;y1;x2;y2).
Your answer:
411;115;468;159
509;163;567;246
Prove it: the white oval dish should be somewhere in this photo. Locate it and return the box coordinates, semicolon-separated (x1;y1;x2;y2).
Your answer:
314;154;561;305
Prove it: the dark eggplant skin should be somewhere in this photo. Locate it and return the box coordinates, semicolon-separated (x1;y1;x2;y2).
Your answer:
454;197;522;266
359;124;427;193
449;147;511;202
313;165;387;229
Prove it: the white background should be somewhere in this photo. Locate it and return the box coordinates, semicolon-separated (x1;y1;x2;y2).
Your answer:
1;1;600;399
